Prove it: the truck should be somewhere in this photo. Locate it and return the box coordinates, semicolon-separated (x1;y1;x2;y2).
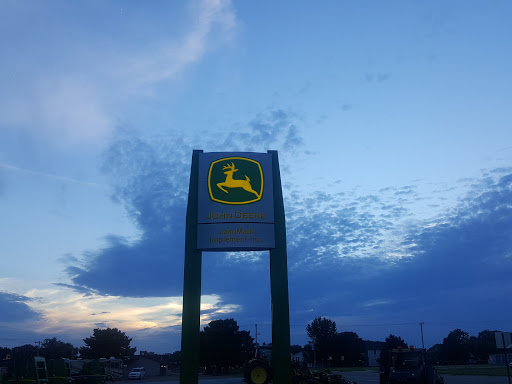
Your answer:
380;346;443;384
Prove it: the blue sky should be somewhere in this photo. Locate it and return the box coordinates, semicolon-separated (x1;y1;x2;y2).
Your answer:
1;0;512;354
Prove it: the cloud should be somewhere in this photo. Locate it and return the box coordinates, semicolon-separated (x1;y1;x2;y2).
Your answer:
0;163;100;188
0;292;41;322
287;168;512;328
64;109;304;299
364;72;392;83
127;0;236;87
0;0;236;147
60;112;512;346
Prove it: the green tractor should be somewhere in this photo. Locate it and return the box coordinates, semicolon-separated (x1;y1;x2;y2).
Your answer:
243;345;355;384
244;345;273;384
1;356;48;384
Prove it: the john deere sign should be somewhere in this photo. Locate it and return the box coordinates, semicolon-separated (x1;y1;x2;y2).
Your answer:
197;152;275;251
181;150;291;384
208;157;263;204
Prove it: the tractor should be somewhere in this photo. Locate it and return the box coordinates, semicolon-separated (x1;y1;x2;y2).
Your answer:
243;345;356;384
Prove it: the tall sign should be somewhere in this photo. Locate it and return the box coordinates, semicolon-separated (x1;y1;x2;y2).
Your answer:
197;152;274;251
180;150;291;384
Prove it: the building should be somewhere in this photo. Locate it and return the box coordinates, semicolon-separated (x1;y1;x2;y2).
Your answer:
365;341;385;367
489;353;512;365
291;352;305;363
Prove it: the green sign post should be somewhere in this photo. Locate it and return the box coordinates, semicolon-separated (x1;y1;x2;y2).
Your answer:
180;150;291;384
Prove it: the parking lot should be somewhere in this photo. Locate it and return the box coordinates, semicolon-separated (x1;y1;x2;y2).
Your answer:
338;370;511;384
122;371;512;384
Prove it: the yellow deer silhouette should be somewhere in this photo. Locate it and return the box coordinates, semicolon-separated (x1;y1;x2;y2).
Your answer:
217;162;260;199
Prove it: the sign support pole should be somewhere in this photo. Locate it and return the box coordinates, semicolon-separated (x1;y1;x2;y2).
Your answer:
268;150;292;384
502;333;511;384
181;150;290;384
180;149;203;384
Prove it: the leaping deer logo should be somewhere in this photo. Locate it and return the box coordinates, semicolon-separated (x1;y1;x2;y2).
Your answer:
217;162;260;199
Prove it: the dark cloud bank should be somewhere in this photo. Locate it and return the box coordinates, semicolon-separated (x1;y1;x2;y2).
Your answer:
0;292;44;346
0;292;41;322
62;110;512;346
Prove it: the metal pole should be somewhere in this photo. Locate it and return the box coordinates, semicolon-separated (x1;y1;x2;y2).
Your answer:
419;323;425;349
268;150;292;384
503;333;511;384
180;150;203;384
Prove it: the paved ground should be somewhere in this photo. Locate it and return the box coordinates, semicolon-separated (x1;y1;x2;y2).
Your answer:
339;370;512;384
117;375;244;383
120;371;512;384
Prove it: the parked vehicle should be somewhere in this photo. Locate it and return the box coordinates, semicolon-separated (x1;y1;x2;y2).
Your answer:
0;355;48;384
243;345;355;384
1;356;119;384
128;368;145;380
69;358;123;381
380;346;443;384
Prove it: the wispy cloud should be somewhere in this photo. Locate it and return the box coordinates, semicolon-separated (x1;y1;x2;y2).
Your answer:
125;0;236;88
0;0;237;148
0;163;100;187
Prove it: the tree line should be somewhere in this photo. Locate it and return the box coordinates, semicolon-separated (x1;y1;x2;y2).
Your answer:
0;328;137;377
428;328;502;364
1;319;507;371
304;317;507;366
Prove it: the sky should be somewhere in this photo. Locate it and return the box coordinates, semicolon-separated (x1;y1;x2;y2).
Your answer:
1;0;512;355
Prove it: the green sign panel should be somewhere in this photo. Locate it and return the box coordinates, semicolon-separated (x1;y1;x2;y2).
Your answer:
208;157;263;205
197;152;274;251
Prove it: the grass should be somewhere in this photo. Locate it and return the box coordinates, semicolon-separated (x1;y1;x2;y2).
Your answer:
205;364;512;378
330;367;379;372
434;364;512;376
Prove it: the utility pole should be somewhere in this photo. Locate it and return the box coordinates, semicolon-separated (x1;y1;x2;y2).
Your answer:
255;324;258;346
35;341;41;355
419;323;425;349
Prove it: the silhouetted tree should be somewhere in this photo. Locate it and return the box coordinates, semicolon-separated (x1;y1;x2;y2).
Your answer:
379;334;408;368
441;329;470;363
473;330;499;361
303;343;314;364
40;338;75;360
200;318;254;371
306;317;337;363
79;328;136;359
161;351;181;370
0;347;11;359
427;343;443;363
383;334;408;350
11;344;39;377
290;345;303;355
334;332;366;366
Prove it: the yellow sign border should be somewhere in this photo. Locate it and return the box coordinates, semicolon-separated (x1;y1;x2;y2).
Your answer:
208;156;264;205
